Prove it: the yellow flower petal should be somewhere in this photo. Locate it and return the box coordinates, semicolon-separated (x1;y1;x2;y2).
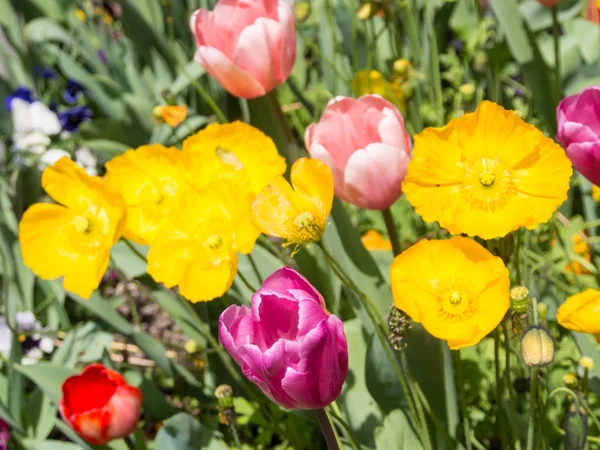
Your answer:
557;289;600;334
156;105;188;127
291;157;334;220
105;144;188;245
182;121;286;194
390;236;510;349
179;252;238;303
403;101;572;239
361;230;392;251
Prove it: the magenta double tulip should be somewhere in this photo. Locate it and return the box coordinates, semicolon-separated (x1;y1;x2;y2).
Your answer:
557;86;600;186
305;95;412;210
190;0;296;99
219;267;348;409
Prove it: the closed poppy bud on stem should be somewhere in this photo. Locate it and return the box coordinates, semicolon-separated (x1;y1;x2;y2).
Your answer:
59;364;142;445
564;405;588;450
521;326;555;367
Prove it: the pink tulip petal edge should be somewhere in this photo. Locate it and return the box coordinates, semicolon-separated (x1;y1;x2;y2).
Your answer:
305;94;412;210
219;267;349;410
190;0;296;99
557;85;600;187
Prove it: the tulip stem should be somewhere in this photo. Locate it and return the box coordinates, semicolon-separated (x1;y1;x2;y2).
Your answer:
454;350;473;450
315;408;341;450
124;436;137;450
381;208;402;257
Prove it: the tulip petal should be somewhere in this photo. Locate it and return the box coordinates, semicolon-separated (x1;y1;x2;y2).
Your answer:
566;141;600;186
260;267;323;305
253;293;299;347
277;1;297;81
219;305;257;366
105;386;142;441
70;409;110;445
281;316;348;409
344;143;409;210
297;298;330;340
194;46;266;99
233;17;283;91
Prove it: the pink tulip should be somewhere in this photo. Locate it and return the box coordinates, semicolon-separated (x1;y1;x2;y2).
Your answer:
190;0;296;99
305;95;412;210
219;267;348;410
557;86;600;186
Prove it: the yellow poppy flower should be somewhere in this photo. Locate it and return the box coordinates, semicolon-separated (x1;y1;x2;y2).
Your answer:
251;158;333;249
390;236;510;349
361;230;392;251
104;144;189;245
592;185;600;202
152;105;188;128
565;234;592;275
147;178;256;302
403;101;572;239
557;289;600;335
19;157;126;299
352;70;405;109
182;121;286;194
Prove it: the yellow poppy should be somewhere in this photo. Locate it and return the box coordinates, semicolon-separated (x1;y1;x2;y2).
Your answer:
19;157;126;299
153;105;188;128
251;158;333;249
403;101;572;239
147;178;256;302
352;70;405;109
104;144;189;245
592;185;600;202
182;121;286;194
390;236;510;349
361;230;392;251
557;289;600;335
565;234;592;275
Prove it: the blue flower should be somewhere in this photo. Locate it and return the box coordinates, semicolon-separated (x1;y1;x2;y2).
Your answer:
33;66;57;80
5;86;34;112
63;80;85;104
58;106;93;132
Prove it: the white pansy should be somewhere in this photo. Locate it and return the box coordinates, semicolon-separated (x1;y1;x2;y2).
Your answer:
39;149;70;168
11;99;61;153
75;147;98;176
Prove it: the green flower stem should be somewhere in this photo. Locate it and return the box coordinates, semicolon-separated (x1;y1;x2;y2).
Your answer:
526;296;539;450
551;6;562;103
317;242;432;450
395;0;422;67
247;253;263;284
237;269;258;293
381;208;402;257
503;321;523;450
329;401;362;450
454;350;473;450
124;436;137;450
188;76;228;124
315;408;341;450
494;330;509;450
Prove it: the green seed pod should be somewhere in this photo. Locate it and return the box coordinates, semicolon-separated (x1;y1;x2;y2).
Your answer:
215;384;234;408
521;326;554;367
388;306;411;350
564;405;588;450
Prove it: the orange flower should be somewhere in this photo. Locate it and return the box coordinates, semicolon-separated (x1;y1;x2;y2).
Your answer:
153;105;188;127
361;230;392;251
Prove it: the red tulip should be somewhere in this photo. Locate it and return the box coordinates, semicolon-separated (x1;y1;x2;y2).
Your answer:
59;364;142;445
536;0;561;6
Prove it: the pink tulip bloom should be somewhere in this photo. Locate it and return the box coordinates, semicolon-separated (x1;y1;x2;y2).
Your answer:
219;267;348;410
190;0;296;99
305;95;412;210
557;86;600;187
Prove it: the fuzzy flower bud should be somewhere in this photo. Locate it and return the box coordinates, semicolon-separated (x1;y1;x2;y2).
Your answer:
579;356;594;371
510;286;530;314
562;373;578;389
521;326;555;367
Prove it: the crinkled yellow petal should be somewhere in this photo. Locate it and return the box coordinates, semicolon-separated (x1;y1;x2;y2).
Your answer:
179;251;238;303
147;231;195;288
234;217;261;255
62;250;110;299
19;203;79;281
182;121;286;194
251;177;298;239
105;144;188;245
557;289;600;334
291;158;334;219
403;101;572;239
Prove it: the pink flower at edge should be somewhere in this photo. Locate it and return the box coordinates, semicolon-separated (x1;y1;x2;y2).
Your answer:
190;0;297;99
219;267;348;410
557;86;600;187
305;94;412;210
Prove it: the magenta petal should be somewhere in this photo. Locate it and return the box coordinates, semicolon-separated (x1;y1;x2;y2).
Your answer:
566;141;600;186
260;267;323;305
281;316;348;409
253;293;299;348
218;305;253;367
297;299;329;340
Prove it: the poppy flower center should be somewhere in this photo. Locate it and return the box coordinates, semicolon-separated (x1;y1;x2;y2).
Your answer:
479;169;495;187
74;216;93;233
205;234;223;249
448;290;462;305
294;211;314;229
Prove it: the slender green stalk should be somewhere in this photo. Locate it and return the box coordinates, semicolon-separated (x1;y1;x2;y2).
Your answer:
494;330;509;450
551;6;561;102
239;98;250;123
237;270;258;292
124;436;137;450
266;91;298;163
315;408;341;450
395;0;422;66
229;423;243;450
187;76;227;123
425;4;444;127
413;382;458;450
329;402;362;450
503;321;523;450
247;254;263;284
515;230;522;285
526;368;538;450
454;350;473;450
381;208;402;256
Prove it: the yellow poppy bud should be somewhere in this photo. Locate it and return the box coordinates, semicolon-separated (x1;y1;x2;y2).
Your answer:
153;105;188;128
579;356;594;371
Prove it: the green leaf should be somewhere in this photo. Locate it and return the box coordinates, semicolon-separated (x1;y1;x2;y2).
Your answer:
489;0;534;64
130;332;174;377
69;293;134;335
169;60;206;97
374;409;424;450
24;18;73;46
111;241;148;278
0;0;24;52
571;332;600;398
20;441;83;450
519;0;583;32
567;18;600;64
82;139;131;158
14;363;77;403
169;115;211;143
123;370;180;421
0;399;24;434
154;412;210;450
